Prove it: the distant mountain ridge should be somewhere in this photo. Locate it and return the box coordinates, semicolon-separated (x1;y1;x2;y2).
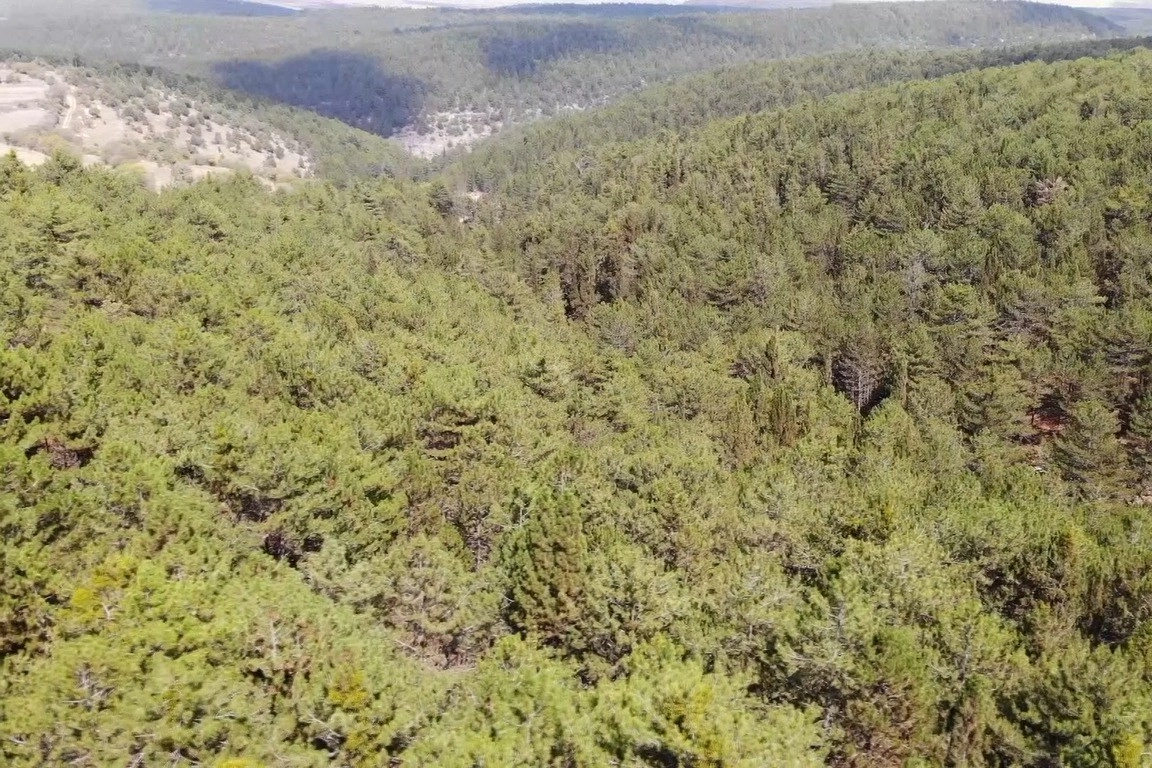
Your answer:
233;0;694;7
229;0;1152;8
147;0;300;14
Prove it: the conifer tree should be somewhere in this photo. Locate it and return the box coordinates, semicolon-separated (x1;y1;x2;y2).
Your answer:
500;488;590;650
1128;390;1152;489
1052;400;1135;500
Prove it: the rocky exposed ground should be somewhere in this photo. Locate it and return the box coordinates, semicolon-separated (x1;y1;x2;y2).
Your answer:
0;61;312;188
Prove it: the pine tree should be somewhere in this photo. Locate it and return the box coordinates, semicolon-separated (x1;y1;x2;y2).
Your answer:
1128;390;1152;489
500;488;590;650
1052;400;1135;500
959;365;1032;441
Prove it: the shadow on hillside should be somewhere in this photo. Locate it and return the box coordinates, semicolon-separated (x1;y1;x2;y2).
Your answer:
481;23;626;77
214;50;426;138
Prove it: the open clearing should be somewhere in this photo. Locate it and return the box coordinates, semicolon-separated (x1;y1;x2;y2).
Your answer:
393;109;504;159
0;141;47;165
0;70;52;134
0;61;313;189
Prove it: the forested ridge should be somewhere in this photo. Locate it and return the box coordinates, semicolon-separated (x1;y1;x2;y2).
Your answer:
5;38;1152;766
0;0;1126;143
451;36;1152;195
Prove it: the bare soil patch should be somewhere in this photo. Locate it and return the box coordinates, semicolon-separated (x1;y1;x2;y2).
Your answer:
0;60;313;189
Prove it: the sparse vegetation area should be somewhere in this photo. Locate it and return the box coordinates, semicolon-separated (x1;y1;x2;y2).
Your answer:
0;53;417;184
0;57;314;188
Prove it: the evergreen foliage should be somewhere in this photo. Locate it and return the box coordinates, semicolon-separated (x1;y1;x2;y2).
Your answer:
454;36;1152;195
3;22;1152;768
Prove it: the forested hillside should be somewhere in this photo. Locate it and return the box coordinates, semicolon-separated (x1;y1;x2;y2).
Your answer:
453;35;1152;195
477;48;1152;498
0;0;1125;153
4;44;1152;766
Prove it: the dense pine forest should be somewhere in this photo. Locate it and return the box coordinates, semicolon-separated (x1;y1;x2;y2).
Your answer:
5;2;1152;767
451;36;1152;194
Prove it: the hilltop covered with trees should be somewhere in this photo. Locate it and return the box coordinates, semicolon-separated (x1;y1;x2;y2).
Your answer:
452;35;1152;195
473;47;1152;497
4;41;1152;766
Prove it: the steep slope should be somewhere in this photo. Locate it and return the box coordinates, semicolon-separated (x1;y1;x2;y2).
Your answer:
0;53;415;183
477;46;1152;495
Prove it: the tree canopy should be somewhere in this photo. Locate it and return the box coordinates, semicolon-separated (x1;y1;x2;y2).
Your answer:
3;20;1152;768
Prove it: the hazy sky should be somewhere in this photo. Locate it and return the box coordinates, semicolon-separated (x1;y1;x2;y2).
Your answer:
248;0;1136;8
